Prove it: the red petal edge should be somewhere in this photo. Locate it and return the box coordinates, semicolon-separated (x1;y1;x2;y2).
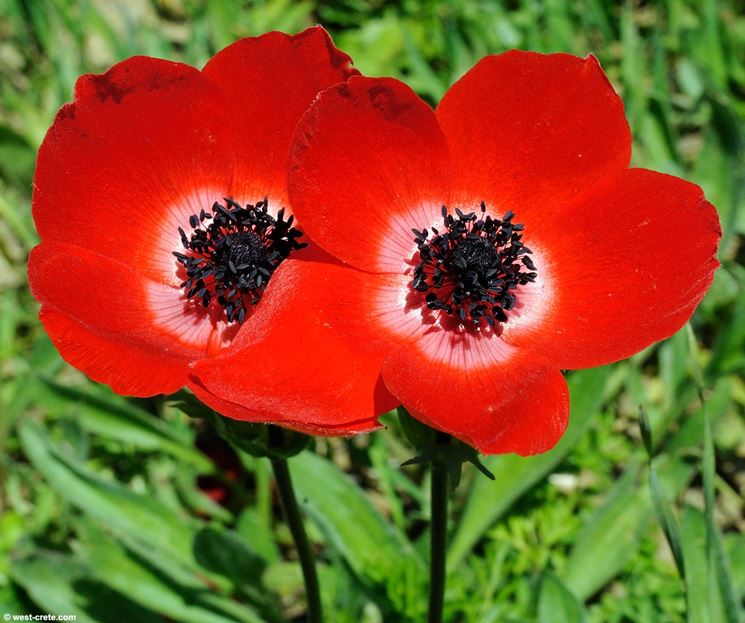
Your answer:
202;26;359;205
39;309;188;397
32;56;234;274
500;168;721;369
28;241;201;395
436;50;631;214
189;259;400;431
189;376;381;436
381;329;569;456
288;75;451;273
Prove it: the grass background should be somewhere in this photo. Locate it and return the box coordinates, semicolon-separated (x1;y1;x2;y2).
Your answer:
0;0;744;621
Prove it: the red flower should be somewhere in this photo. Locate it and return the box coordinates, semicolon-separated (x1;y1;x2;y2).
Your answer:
193;51;720;454
28;27;394;433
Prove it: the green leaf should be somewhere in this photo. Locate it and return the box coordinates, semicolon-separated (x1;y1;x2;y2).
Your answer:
448;366;612;569
639;407;654;458
289;451;426;618
689;325;743;622
193;527;263;579
681;505;717;623
236;507;280;564
40;378;210;469
680;505;744;623
10;550;161;623
79;531;266;623
565;456;696;600
368;435;407;532
544;0;575;53
724;534;745;596
619;2;647;133
538;573;587;623
563;462;650;600
649;462;686;579
0;126;34;189
643;407;686;581
703;407;742;623
0;582;26;620
9;552;95;623
700;0;728;89
18;419;197;566
563;456;694;600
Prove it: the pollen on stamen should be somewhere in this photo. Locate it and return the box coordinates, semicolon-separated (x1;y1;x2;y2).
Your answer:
173;197;306;323
411;202;537;327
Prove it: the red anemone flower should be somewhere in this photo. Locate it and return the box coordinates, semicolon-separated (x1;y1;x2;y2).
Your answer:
192;51;720;455
28;27;396;434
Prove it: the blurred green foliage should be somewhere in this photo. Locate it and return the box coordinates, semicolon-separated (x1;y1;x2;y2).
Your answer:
0;0;744;622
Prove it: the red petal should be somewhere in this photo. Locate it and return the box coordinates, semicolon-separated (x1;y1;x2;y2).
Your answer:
202;26;359;206
30;233;239;355
29;242;199;396
189;259;400;430
436;51;631;212
189;377;381;436
288;76;451;273
381;330;569;456
32;56;234;283
500;169;721;369
39;309;188;397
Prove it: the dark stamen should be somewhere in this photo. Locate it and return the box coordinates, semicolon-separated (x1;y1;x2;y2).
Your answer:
411;203;536;327
173;197;306;323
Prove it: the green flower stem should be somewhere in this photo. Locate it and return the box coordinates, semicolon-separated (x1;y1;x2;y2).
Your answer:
270;455;323;623
428;434;450;623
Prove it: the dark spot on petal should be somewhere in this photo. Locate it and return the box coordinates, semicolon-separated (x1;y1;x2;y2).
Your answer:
92;74;128;103
368;84;414;121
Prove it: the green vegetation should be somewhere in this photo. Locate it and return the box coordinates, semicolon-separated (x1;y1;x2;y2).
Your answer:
0;1;743;621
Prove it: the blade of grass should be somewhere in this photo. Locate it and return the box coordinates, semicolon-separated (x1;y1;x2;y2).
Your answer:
688;325;743;623
538;573;588;623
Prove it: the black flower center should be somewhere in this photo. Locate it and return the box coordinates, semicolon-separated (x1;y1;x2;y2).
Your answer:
220;231;266;269
449;236;499;273
173;197;306;324
411;203;537;327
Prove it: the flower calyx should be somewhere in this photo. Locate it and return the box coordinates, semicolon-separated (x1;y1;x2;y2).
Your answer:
398;408;494;488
